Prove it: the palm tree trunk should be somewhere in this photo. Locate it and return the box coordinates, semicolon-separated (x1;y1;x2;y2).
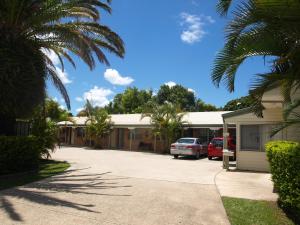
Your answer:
0;116;16;136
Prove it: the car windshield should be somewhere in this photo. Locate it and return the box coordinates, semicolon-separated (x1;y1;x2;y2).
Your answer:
212;139;223;147
177;138;195;144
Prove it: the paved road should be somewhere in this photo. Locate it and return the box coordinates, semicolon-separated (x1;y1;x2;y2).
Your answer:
0;147;230;225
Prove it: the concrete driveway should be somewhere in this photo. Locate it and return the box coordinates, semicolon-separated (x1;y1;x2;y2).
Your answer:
0;147;230;225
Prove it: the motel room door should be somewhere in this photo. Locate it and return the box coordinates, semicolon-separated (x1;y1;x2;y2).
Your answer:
116;128;125;149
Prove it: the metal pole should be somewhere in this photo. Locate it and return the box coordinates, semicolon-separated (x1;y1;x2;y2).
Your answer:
223;123;228;149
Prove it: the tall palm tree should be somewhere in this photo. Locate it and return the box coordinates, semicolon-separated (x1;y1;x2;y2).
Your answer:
0;0;124;135
212;0;300;118
142;102;186;153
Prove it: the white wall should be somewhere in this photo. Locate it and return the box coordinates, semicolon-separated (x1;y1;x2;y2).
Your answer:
224;87;300;172
226;108;282;172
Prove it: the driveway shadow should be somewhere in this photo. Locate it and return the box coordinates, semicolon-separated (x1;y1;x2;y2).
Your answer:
0;168;132;222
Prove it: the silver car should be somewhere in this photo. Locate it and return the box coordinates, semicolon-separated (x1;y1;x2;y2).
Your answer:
170;138;207;159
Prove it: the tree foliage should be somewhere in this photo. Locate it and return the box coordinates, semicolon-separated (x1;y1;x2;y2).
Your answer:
31;105;59;158
105;87;153;114
0;0;124;134
195;99;219;112
142;102;186;153
223;95;255;111
85;109;113;148
101;85;218;115
213;0;300;130
44;99;72;122
156;85;196;111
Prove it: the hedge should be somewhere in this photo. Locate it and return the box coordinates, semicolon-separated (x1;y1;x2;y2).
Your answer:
0;136;42;174
266;141;300;210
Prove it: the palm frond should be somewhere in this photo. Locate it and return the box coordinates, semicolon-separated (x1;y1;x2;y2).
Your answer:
0;0;124;116
47;67;71;110
216;0;233;16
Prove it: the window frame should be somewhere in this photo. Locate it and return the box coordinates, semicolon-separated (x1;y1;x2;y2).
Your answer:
239;123;282;152
240;124;261;151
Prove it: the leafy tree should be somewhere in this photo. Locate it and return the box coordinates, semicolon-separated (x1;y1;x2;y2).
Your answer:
122;88;152;113
45;99;71;122
156;85;196;111
105;94;123;114
31;106;59;159
105;87;152;114
0;0;124;135
212;0;300;129
222;95;255;111
85;109;113;148
142;102;186;153
195;99;219;112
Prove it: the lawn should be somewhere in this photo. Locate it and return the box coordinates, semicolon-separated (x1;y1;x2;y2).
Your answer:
222;197;300;225
0;160;70;190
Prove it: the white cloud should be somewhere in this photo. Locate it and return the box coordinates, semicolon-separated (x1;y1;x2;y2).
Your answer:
164;82;196;94
41;48;60;66
82;86;114;107
55;67;72;84
59;105;65;110
188;88;196;94
104;69;134;86
41;48;72;84
52;97;58;102
75;97;83;102
180;12;215;44
165;81;177;87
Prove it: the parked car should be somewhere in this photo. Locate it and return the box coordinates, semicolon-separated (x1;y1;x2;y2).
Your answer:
170;138;208;159
208;137;236;160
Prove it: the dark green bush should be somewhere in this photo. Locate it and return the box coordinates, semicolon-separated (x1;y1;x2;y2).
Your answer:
0;136;42;174
266;141;300;211
31;115;58;158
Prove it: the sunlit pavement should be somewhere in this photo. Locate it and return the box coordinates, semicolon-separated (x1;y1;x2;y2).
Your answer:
0;147;230;225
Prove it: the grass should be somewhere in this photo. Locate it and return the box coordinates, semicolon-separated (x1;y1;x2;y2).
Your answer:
222;197;300;225
0;159;70;190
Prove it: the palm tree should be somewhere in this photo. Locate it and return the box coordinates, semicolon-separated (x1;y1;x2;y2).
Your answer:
0;0;124;135
212;0;300;120
142;102;186;153
85;108;113;148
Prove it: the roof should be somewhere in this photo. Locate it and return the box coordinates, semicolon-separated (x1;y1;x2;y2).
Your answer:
222;107;252;119
60;111;231;128
183;111;230;127
57;121;74;125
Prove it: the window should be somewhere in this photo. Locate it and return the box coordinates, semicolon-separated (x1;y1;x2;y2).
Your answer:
241;125;260;151
177;138;195;144
240;124;282;151
76;127;85;137
212;139;223;147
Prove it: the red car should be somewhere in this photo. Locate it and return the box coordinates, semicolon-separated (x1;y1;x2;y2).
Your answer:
208;137;236;160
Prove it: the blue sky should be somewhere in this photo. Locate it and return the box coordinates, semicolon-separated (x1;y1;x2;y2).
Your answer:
47;0;270;114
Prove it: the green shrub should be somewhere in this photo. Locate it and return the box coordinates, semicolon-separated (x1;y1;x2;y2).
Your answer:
266;141;300;211
0;136;42;174
31;116;58;158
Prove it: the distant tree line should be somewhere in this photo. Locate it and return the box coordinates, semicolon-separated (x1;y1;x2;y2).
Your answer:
77;84;223;116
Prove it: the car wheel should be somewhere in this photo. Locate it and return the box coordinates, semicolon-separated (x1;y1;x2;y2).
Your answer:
196;152;200;159
208;156;212;160
174;155;179;159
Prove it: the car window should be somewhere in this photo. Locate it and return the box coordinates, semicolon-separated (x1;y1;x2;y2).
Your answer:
177;138;195;144
212;139;223;147
196;139;201;144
